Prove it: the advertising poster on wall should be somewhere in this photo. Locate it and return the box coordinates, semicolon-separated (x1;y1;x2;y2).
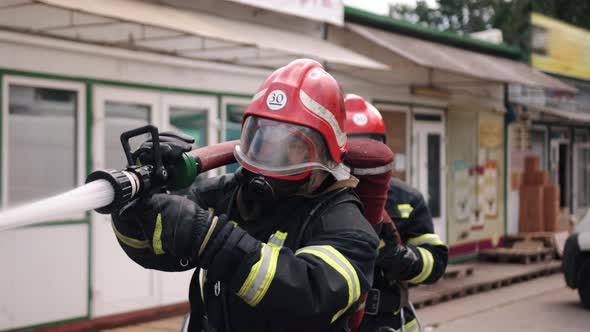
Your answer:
453;160;472;223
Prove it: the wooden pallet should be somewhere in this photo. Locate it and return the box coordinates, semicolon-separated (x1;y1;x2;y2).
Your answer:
442;264;475;280
411;261;561;309
503;232;556;250
479;245;552;264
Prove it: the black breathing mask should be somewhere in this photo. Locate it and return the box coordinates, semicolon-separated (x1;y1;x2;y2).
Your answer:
238;168;307;203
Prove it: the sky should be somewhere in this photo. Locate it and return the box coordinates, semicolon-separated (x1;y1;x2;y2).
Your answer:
342;0;438;15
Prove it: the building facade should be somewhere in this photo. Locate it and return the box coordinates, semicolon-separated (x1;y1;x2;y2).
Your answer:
0;1;575;330
506;13;590;237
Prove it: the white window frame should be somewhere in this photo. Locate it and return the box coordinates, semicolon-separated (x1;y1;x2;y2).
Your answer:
221;96;251;142
1;75;86;214
92;85;159;172
573;143;590;217
530;125;549;170
221;96;250;174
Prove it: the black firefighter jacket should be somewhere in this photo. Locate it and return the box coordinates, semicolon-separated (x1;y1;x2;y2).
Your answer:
113;173;379;332
360;178;448;332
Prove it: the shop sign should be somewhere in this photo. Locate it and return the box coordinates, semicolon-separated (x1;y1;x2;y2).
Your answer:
508;84;576;112
531;13;590;81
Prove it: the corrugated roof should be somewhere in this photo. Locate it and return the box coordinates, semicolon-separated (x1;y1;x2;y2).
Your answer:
347;23;576;92
8;0;389;70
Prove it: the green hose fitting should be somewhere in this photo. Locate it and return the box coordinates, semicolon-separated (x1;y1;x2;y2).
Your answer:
167;152;198;191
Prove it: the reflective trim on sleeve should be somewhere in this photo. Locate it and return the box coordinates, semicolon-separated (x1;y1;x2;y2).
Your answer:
295;245;361;323
407;233;444;246
378;239;386;250
268;231;288;248
397;204;414;218
238;244;280;306
408;247;434;284
153;213;165;255
111;222;149;249
397;319;418;332
237;231;287;307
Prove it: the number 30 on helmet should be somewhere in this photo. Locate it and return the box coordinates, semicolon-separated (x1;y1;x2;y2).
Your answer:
234;59;350;181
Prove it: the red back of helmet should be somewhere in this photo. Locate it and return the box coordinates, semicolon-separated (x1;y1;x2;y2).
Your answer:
343;94;386;142
235;59;349;180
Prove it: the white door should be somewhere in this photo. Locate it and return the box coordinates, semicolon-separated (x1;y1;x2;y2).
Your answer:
92;86;160;317
92;88;219;315
412;118;446;243
1;76;88;330
573;143;590;218
158;94;217;305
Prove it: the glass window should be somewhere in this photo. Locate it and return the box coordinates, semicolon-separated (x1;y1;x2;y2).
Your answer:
575;129;590;143
530;128;548;170
427;133;441;218
104;102;150;169
169;106;208;149
382;111;408;181
550;128;569;140
225;103;247;173
7;84;77;206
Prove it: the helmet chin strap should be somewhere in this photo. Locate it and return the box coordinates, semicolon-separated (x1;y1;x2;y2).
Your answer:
297;170;329;195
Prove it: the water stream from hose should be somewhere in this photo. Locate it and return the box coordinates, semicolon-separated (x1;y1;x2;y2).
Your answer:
0;180;115;232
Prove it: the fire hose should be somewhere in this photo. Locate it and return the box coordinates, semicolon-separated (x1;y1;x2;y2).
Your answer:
0;125;238;231
86;125;238;214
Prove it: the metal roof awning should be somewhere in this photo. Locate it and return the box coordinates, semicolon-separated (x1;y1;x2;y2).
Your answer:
515;103;590;123
346;23;576;93
0;0;388;70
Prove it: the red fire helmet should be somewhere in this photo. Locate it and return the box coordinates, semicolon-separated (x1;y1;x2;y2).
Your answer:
234;59;349;180
343;94;386;142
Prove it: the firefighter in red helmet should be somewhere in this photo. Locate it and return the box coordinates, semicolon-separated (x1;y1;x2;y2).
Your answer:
110;60;379;332
344;94;448;332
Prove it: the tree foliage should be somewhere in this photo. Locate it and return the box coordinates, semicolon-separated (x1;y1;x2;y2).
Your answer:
389;0;590;55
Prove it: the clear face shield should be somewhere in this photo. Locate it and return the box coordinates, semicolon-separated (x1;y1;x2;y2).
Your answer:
234;116;349;180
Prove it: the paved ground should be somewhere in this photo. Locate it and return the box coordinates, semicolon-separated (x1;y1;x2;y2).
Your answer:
411;261;561;307
101;263;586;332
418;274;590;332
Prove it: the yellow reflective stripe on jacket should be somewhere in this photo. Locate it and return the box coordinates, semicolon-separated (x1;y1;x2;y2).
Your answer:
397;204;414;218
396;319;418;332
268;231;288;248
408;247;434;284
378;239;386;249
238;244;281;306
407;233;444;246
153;213;165;255
237;231;286;306
295;245;361;323
111;222;149;249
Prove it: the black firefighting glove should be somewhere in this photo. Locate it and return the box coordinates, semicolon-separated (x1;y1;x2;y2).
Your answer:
132;131;194;166
118;194;225;263
376;222;419;283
